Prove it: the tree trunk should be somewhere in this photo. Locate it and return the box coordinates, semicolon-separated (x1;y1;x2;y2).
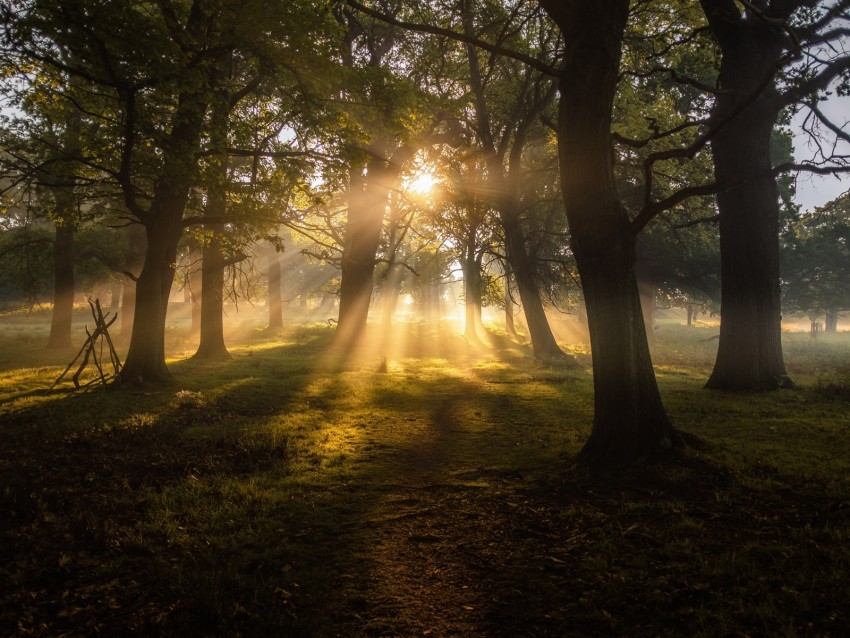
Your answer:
332;158;392;349
193;91;230;361
504;263;518;338
187;237;202;336
703;27;791;390
333;140;418;349
502;215;566;360
541;0;677;468
119;90;208;385
47;220;75;349
46;71;81;350
825;309;838;333
461;243;481;342
194;235;229;359
268;248;283;330
121;220;182;384
120;223;146;342
686;302;695;327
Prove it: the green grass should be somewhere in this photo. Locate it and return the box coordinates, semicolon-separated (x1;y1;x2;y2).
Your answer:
1;318;849;636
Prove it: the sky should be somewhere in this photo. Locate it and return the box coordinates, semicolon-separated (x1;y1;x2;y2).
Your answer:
792;96;850;212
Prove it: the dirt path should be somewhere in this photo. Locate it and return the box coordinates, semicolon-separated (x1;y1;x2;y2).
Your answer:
295;384;598;637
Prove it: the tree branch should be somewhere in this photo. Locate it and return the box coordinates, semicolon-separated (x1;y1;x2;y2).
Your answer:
773;161;850;176
631;179;730;234
344;0;560;76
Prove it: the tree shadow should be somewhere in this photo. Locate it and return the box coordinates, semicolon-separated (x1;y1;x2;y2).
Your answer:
2;334;849;637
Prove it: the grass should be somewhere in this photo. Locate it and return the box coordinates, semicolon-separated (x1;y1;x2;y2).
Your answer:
1;315;849;636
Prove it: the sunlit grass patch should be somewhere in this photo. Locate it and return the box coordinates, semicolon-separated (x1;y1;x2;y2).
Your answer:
2;320;850;636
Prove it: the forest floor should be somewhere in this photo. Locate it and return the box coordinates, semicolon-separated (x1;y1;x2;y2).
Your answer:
1;315;850;636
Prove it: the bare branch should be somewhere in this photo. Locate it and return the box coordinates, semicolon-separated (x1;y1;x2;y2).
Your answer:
773;161;850;176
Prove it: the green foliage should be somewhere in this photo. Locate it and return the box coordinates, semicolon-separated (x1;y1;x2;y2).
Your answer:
0;221;53;302
782;193;850;315
612;1;723;311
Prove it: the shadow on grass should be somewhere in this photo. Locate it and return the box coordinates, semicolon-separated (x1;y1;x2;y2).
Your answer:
0;331;344;636
1;325;849;637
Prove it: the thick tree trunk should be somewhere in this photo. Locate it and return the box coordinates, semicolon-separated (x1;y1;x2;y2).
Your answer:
686;303;696;327
120;223;146;342
704;32;791;390
542;0;677;467
121;220;182;384
119;91;208;385
333;139;418;349
461;247;482;342
194;236;229;359
268;248;283;330
47;220;75;349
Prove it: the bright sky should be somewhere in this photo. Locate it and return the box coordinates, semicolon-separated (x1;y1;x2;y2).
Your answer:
792;96;850;212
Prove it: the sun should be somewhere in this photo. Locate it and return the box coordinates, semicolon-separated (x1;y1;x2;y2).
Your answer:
406;170;437;196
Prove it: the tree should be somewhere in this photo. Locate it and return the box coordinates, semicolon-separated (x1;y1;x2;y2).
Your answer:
330;2;461;350
612;5;721;335
458;0;571;361
782;193;850;329
3;0;337;383
699;0;850;389
192;87;231;360
347;0;719;466
0;55;90;348
431;160;496;341
539;0;681;466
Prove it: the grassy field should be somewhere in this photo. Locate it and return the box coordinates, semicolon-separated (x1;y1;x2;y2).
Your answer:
1;311;849;637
